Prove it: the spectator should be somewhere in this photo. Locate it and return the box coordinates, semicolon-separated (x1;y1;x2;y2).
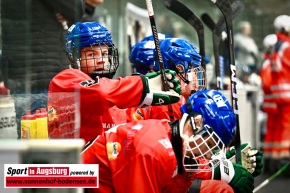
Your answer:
260;33;280;175
268;15;290;177
81;0;104;22
234;21;259;73
158;15;175;37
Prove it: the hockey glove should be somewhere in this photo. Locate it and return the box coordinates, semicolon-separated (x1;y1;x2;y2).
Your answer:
213;159;254;193
226;143;263;177
137;69;181;107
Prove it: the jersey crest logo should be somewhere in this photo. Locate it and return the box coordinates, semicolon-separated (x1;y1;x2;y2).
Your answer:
79;78;99;87
132;108;144;121
106;142;121;160
47;106;57;121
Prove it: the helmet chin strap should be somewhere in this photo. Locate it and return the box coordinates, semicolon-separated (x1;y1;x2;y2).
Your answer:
170;113;197;174
179;113;189;139
169;119;184;174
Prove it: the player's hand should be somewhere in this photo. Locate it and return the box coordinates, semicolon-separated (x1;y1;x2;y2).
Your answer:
214;159;254;193
226;143;263;177
137;69;181;107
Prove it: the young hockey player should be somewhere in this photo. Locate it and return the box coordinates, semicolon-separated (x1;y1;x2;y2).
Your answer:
128;37;205;122
128;36;263;180
47;22;181;143
81;89;257;193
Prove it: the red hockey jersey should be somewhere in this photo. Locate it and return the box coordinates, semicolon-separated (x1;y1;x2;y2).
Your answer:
81;119;213;193
47;69;144;143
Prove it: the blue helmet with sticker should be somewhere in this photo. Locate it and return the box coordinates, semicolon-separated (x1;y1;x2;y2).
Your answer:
180;89;236;145
156;38;202;72
65;22;119;79
159;38;205;90
179;89;236;172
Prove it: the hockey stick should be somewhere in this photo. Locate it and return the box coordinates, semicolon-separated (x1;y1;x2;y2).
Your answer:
209;0;241;164
201;0;245;90
146;0;176;122
201;13;223;90
145;0;169;92
213;1;245;38
253;162;290;193
164;0;206;73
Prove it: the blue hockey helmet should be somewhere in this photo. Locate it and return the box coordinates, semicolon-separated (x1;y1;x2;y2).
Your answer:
157;38;202;72
65;22;119;79
129;40;157;75
129;33;169;74
180;89;236;145
179;90;236;172
159;38;205;91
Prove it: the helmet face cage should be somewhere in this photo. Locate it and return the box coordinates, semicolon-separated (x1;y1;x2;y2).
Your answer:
75;42;119;79
172;63;206;93
187;66;206;93
180;113;225;172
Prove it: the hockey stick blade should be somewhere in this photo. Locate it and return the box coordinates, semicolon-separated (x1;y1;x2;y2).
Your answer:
164;0;206;71
201;1;244;35
146;0;169;91
210;0;241;164
201;1;245;90
201;13;215;31
214;0;245;36
201;13;222;90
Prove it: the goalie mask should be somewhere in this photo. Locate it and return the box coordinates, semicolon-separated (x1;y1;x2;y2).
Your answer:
160;38;206;94
65;22;119;79
179;90;236;172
